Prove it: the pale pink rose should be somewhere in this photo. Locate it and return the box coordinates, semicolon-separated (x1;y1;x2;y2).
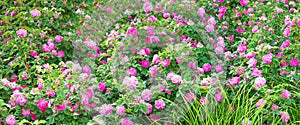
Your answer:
143;2;153;13
16;29;27;38
30;9;41;17
55;35;63;42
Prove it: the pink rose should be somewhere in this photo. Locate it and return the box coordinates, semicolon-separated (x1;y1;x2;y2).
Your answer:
240;0;249;6
141;60;150;68
55;35;63;42
143;2;153;13
30;9;41;17
127;27;138;36
57;50;65;58
16;29;27;38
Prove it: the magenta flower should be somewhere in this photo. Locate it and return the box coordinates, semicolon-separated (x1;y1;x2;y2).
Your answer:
16;29;27;38
290;58;299;67
252;26;259;33
280;111;290;123
185;92;196;102
262;53;273;64
6;115;15;125
254;77;266;87
54;13;60;18
155;99;165;110
37;98;48;113
127;68;137;76
55;35;63;42
22;108;31;117
152;54;160;65
200;97;209;105
188;61;197;70
123;76;139;90
202;63;211;72
237;43;247;54
214;92;223;102
30;9;41;17
161;59;171;67
240;0;249;6
171;74;182;85
197;7;205;18
256;99;265;108
121;117;134;125
271;104;278;111
57;50;65;58
141;60;150;68
99;104;113;115
127;27;138;36
143;2;153;13
280;40;290;50
116;105;125;115
251;68;262;77
82;65;91;75
206;24;214;32
149;65;159;77
141;89;153;101
148;15;157;22
55;103;66;111
281;90;290;100
283;28;290;37
143;102;152;114
29;51;38;57
98;82;106;91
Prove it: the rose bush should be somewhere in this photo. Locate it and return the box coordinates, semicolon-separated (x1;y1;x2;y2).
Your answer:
0;0;299;125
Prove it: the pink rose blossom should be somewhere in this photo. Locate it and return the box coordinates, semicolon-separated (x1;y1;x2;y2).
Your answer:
214;92;223;102
141;60;150;68
141;89;152;101
99;104;113;115
161;59;171;67
256;99;265;108
121;118;134;125
154;99;165;110
281;90;290;100
197;7;205;18
55;103;66;111
283;28;290;37
127;27;138;36
206;24;214;32
237;43;247;54
280;111;290;123
188;61;197;70
127;68;137;76
30;9;41;17
262;53;273;64
98;82;106;91
55;35;63;42
251;68;262;77
202;63;211;72
271;104;278;111
57;50;65;58
16;29;27;38
240;0;249;6
37;98;48;113
185;92;196;102
22;108;31;117
254;77;266;87
143;2;153;13
6;115;15;125
116;105;125;115
152;54;160;64
290;58;299;67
